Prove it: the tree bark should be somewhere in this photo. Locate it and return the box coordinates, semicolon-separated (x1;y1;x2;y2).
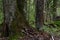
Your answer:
3;0;16;37
35;0;44;30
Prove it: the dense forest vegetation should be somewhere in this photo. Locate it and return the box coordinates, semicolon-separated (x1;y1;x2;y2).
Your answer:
0;0;60;40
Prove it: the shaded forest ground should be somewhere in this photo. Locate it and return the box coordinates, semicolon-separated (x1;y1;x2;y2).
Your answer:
0;30;60;40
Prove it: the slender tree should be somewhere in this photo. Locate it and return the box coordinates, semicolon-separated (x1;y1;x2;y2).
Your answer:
35;0;44;30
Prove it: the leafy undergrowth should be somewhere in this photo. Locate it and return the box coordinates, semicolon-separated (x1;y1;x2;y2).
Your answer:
43;21;60;36
6;30;51;40
4;21;60;40
8;27;60;40
10;31;60;40
54;21;60;27
42;25;60;36
0;29;60;40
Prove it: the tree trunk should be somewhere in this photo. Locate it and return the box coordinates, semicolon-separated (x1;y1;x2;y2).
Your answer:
35;0;44;30
3;0;16;37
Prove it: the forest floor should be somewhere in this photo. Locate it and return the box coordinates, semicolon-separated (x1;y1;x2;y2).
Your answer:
0;31;60;40
0;26;60;40
19;31;60;40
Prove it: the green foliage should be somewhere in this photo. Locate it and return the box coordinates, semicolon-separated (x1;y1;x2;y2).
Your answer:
54;21;60;27
43;0;60;36
0;0;3;24
42;21;60;36
9;32;24;40
9;34;19;40
0;12;4;24
27;0;35;27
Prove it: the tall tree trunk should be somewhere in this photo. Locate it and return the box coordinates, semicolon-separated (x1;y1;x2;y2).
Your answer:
35;0;44;30
3;0;16;37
